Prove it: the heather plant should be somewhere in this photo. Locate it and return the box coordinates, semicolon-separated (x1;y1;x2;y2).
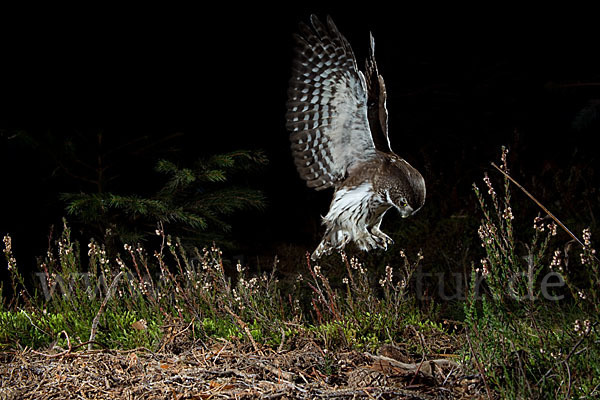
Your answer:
2;234;27;308
561;227;600;316
465;147;600;399
16;154;600;399
1;215;439;356
304;249;432;351
0;220;298;350
471;147;559;306
3;145;599;398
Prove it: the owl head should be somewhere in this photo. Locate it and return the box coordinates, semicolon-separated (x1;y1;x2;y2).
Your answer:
384;158;426;218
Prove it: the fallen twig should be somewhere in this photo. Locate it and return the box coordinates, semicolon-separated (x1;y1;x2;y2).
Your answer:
364;352;460;378
0;341;483;400
31;330;71;358
256;361;297;382
316;386;436;399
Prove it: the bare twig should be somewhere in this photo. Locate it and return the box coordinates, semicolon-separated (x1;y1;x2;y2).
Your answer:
2;341;479;399
465;332;493;400
409;355;427;386
88;271;124;350
491;162;599;263
17;307;51;337
365;352;460;377
157;317;196;353
224;305;263;356
277;327;286;353
510;341;532;396
538;321;600;387
317;387;436;399
31;330;71;358
256;361;297;382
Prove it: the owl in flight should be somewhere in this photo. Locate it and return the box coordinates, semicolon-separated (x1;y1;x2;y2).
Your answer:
286;15;426;260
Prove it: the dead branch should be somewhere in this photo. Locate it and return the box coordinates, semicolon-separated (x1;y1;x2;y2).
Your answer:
224;305;263;356
365;352;460;378
88;271;124;350
491;162;597;263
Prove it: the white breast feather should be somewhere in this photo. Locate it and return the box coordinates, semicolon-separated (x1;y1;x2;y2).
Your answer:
323;183;374;245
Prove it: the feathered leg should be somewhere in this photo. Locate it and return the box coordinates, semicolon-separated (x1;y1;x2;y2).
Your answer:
311;226;350;260
311;183;394;260
369;211;394;250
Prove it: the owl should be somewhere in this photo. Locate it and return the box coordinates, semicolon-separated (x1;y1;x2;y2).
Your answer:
286;15;426;260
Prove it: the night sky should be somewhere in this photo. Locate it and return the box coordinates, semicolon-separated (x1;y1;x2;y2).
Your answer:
1;6;599;279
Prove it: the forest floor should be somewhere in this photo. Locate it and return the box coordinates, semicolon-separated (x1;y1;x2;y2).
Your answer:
0;335;485;400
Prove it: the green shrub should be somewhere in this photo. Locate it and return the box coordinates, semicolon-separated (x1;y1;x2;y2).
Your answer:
465;147;600;399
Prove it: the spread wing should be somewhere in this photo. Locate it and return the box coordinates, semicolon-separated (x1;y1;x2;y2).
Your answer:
286;15;377;191
365;33;392;153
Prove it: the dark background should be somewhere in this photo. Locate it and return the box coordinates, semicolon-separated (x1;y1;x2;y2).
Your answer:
1;6;599;280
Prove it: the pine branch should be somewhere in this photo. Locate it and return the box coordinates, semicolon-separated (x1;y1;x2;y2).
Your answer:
61;148;267;248
193;188;266;214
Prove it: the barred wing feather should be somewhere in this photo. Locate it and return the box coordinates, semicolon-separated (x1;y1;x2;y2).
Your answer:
365;32;392;153
286;15;377;191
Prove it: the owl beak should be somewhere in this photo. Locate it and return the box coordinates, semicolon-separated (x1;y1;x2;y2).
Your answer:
397;205;414;218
